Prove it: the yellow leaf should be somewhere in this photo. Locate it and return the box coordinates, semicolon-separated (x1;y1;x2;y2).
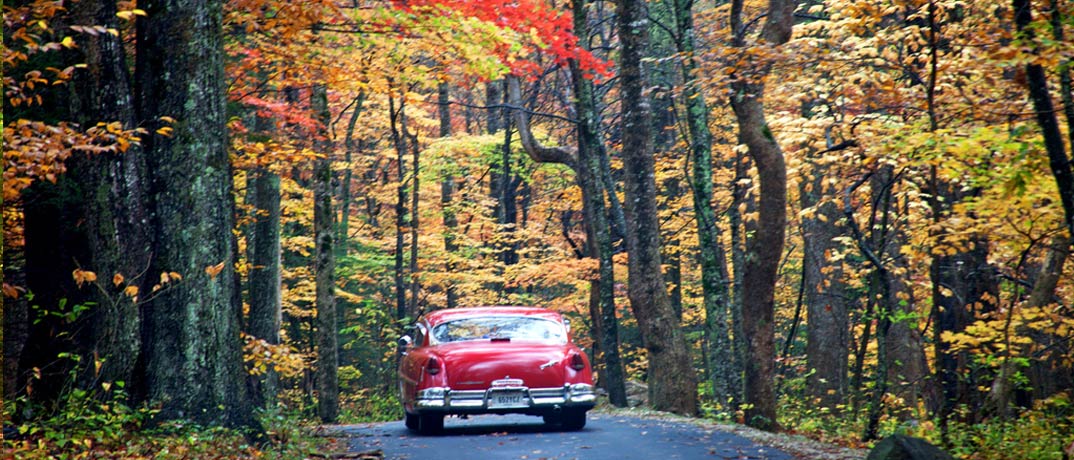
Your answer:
113;273;125;287
169;272;182;281
124;285;139;298
160;272;171;284
156;126;174;137
116;11;134;20
60;36;76;49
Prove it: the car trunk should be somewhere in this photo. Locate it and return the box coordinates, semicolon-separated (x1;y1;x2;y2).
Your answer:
435;341;570;390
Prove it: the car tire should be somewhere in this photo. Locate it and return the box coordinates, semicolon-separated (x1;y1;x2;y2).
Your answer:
559;409;586;431
417;413;444;435
404;412;419;431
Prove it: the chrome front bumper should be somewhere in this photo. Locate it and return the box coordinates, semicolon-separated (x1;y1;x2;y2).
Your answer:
414;383;596;413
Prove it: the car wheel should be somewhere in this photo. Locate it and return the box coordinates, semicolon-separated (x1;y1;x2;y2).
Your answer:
417;413;444;435
404;412;419;431
559;409;586;431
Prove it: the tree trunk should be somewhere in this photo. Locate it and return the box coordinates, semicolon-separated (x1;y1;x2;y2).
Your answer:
1014;0;1074;240
673;0;738;408
799;156;849;411
570;0;628;406
617;0;698;416
408;123;422;317
338;94;366;258
246;167;281;409
70;0;150;390
726;0;795;431
390;93;409;321
439;82;460;310
499;116;520;267
312;84;339;423
135;0;249;426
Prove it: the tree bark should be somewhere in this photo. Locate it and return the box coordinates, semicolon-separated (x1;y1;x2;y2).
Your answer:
246;167;281;409
439;82;460;310
673;0;738;408
570;0;628;407
338;94;366;258
408;119;422;316
1014;0;1074;241
390;92;409;321
135;0;249;426
726;0;796;431
617;0;698;416
799;156;849;411
312;84;339;423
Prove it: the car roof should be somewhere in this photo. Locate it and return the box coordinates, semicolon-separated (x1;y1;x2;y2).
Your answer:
421;306;563;326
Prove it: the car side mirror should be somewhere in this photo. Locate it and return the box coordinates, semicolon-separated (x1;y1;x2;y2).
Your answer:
397;335;412;354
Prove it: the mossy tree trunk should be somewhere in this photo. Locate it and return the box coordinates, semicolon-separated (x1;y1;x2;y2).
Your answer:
570;0;628;408
671;0;739;409
312;84;339;423
135;0;250;426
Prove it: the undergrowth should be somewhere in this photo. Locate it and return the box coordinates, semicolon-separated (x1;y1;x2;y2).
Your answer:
3;390;325;460
775;390;1074;460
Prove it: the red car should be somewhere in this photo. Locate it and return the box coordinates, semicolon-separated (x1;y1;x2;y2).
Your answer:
397;306;596;434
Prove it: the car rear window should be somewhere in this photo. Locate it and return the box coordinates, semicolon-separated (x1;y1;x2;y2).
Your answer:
431;316;566;344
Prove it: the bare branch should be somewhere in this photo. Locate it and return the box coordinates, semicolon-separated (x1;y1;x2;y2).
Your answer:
505;75;578;170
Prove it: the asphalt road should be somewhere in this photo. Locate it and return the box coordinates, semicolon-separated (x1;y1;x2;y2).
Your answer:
341;413;795;460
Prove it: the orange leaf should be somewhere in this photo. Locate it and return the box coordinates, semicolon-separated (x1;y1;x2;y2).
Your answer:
73;269;97;287
2;283;23;299
205;261;225;280
113;273;125;287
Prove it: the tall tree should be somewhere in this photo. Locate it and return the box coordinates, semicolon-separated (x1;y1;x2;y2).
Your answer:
312;84;339;423
390;91;410;321
798;142;850;411
438;82;460;310
16;0;151;405
135;0;249;426
617;0;698;416
670;0;739;408
507;67;627;407
727;0;796;430
246;163;282;409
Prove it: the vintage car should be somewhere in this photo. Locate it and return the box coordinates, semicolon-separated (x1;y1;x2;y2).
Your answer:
397;306;596;434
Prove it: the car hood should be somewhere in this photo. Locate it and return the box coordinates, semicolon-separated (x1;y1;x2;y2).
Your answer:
432;341;576;390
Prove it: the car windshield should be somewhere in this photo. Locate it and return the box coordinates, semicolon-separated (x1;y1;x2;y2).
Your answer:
431;316;566;344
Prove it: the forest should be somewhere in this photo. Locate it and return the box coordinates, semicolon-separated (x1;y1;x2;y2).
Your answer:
3;0;1073;458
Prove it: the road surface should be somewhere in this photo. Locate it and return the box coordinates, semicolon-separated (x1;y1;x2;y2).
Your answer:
340;413;795;460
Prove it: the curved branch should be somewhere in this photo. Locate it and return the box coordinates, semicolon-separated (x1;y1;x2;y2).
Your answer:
506;75;578;171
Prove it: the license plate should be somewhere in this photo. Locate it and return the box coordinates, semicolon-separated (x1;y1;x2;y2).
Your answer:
488;391;527;408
